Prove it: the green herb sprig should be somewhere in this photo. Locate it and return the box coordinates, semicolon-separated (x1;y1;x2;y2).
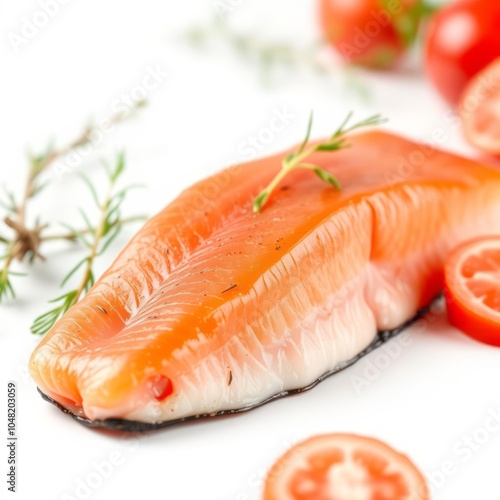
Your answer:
185;17;330;84
0;100;145;303
30;153;143;335
253;112;387;213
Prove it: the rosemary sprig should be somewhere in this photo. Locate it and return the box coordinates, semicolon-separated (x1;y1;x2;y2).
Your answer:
0;100;145;302
30;153;140;335
253;112;387;213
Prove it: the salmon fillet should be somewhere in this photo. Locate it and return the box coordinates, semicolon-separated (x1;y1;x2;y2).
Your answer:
29;131;500;428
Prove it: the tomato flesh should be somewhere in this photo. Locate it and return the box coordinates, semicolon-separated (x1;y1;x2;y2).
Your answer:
264;434;429;500
445;236;500;346
459;58;500;155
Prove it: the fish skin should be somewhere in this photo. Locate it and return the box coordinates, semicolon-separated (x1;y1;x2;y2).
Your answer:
30;131;500;425
36;307;429;432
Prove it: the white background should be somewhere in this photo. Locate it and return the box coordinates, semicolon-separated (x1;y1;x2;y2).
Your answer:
1;1;500;499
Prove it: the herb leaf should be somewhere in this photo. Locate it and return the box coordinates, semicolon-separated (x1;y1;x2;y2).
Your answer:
296;112;313;156
252;191;270;214
30;154;142;335
0;100;145;303
313;167;342;189
253;112;387;212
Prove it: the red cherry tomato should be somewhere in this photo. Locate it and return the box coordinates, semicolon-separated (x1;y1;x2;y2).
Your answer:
424;0;500;105
319;0;422;69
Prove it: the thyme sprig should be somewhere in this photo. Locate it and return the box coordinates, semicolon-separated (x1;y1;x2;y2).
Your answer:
253;112;387;213
0;270;25;300
186;17;329;83
30;153;141;335
0;100;145;302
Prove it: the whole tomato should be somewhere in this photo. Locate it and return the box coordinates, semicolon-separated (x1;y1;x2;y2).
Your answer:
425;0;500;104
319;0;423;69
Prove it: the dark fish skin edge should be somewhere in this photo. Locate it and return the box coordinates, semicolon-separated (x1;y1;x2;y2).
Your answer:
37;305;430;432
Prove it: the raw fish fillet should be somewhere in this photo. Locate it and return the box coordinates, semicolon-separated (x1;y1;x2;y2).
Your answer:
30;131;500;429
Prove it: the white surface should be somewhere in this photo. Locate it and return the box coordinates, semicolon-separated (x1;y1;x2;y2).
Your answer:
1;1;499;499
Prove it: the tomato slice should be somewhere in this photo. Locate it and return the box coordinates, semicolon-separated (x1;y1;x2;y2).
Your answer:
459;58;500;156
445;235;500;346
263;434;429;500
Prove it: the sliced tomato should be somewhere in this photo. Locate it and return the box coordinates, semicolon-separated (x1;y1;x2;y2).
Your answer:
263;433;429;500
459;58;500;156
445;235;500;347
